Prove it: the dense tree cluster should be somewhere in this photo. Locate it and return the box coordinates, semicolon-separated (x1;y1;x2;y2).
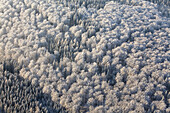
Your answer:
0;70;66;113
0;0;169;113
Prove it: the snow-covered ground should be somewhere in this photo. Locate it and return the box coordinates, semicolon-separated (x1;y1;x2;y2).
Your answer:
0;0;169;112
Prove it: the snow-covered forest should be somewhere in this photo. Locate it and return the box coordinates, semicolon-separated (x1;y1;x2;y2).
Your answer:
0;0;169;112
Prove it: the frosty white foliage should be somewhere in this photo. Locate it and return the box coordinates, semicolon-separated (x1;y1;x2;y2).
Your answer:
0;0;169;113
